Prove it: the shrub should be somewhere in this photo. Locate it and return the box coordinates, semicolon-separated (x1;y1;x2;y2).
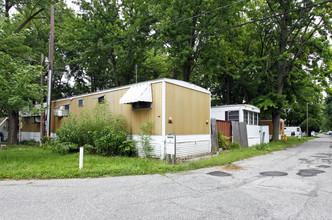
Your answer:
43;140;78;154
229;141;241;150
53;103;137;157
255;143;269;151
218;132;230;150
139;120;153;157
20;139;39;147
56;103;126;147
93;126;136;156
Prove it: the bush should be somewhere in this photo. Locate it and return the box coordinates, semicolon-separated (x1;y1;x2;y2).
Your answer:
139;120;153;157
56;103;127;147
93;126;136;156
20;139;39;147
229;141;241;150
53;103;137;157
218;132;230;150
43;140;78;154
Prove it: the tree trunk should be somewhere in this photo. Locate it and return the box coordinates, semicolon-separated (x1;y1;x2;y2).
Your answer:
182;65;191;82
8;110;19;145
272;112;280;141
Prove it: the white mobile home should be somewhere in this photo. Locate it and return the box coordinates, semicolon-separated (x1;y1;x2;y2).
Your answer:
211;104;268;146
284;126;301;137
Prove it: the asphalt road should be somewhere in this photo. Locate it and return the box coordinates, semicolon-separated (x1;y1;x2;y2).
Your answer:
1;135;331;220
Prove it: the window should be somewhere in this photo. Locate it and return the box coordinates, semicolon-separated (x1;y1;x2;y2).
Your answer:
98;96;105;104
78;99;84;107
244;111;249;124
24;117;29;124
64;104;70;111
249;112;253;125
297;128;300;132
225;111;228;121
132;102;152;110
254;113;258;125
228;111;239;121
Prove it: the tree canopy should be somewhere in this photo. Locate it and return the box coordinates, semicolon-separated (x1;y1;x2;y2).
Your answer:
1;0;331;142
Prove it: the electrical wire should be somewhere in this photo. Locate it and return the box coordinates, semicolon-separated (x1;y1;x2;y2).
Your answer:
85;0;246;51
106;0;332;57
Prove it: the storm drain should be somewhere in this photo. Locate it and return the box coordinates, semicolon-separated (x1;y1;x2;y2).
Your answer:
207;171;232;177
259;171;288;176
317;165;331;168
296;169;325;177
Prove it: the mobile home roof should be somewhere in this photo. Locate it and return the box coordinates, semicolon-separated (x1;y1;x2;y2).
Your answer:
53;78;210;103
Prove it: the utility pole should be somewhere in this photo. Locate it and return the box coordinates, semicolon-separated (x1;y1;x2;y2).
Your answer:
46;5;54;137
306;103;309;137
40;54;44;146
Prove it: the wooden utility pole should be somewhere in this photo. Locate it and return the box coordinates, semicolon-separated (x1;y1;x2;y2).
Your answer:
40;54;44;146
46;5;54;137
306;103;309;137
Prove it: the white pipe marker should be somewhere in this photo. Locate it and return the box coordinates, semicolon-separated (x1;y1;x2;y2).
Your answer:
79;147;84;170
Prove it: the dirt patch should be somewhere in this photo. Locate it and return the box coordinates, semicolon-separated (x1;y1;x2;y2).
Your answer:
221;164;245;171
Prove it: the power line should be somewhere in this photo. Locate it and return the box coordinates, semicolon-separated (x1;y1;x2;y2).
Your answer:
111;0;331;56
87;0;246;51
68;0;330;63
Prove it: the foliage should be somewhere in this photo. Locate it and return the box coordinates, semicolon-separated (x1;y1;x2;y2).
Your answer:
19;139;39;147
218;132;230;150
56;103;124;146
93;126;137;157
228;141;241;150
139;120;153;157
300;118;320;136
55;103;136;156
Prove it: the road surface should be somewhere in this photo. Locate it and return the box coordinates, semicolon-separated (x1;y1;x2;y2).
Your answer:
1;135;331;219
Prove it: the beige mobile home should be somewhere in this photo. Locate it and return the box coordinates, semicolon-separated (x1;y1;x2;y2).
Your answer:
20;78;211;158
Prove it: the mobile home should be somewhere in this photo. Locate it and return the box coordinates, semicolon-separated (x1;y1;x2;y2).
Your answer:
284;126;301;137
20;78;211;159
211;104;268;146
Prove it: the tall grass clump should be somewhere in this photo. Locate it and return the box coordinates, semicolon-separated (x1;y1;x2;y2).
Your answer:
47;103;137;156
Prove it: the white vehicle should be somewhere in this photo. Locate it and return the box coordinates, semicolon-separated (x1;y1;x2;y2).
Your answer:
284;126;302;137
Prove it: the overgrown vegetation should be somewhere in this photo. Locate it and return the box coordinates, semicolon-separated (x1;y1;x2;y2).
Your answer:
0;137;315;180
44;104;137;157
139;120;153;157
218;132;241;150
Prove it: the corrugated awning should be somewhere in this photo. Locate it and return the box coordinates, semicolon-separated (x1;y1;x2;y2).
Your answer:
119;83;152;104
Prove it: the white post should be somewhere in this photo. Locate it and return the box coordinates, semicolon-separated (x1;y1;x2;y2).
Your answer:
79;147;84;170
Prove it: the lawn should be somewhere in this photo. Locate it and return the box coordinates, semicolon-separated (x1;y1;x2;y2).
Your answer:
0;137;315;180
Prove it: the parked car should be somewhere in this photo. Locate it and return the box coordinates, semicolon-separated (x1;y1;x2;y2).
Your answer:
328;131;332;135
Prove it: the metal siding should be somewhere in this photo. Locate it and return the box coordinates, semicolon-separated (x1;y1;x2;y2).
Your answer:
165;83;210;135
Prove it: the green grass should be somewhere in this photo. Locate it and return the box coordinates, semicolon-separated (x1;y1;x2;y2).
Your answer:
0;137;315;180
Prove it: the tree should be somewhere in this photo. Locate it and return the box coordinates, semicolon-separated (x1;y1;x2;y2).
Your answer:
0;18;43;144
245;0;331;141
300;118;320;136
